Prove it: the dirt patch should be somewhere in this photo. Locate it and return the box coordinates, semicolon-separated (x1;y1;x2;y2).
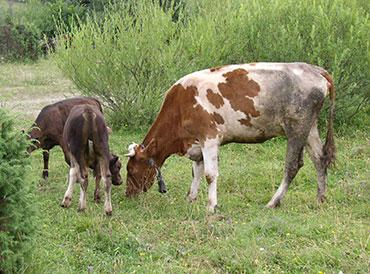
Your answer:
0;59;78;120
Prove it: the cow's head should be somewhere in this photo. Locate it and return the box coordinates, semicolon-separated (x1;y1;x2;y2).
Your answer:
109;154;123;186
125;140;159;197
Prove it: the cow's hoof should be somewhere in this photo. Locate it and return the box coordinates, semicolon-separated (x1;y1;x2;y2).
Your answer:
159;187;167;194
61;197;72;208
266;200;281;209
317;194;326;204
105;210;112;216
186;194;197;203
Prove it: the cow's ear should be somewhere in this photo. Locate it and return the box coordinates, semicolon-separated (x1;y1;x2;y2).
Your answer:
142;138;157;156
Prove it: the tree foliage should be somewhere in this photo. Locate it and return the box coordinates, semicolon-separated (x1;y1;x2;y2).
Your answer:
0;109;37;273
55;0;370;129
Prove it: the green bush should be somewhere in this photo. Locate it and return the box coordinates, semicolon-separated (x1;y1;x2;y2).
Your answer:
55;0;370;128
0;0;86;61
0;110;37;273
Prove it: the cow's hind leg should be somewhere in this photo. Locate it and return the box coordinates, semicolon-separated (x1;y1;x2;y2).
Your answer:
187;160;204;202
266;137;306;208
42;150;49;179
306;123;327;203
93;164;101;203
202;139;219;213
78;166;89;212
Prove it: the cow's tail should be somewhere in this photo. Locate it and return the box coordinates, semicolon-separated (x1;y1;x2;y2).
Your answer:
320;71;336;170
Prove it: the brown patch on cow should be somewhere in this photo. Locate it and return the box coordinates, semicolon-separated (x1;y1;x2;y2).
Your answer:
205;175;213;184
143;83;219;158
249;63;256;66
212;112;224;124
210;66;225;72
218;68;261;126
206;89;224;109
238;117;252;127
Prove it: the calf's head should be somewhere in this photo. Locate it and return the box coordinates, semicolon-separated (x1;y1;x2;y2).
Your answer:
109;154;123;185
125;141;158;197
109;154;122;186
26;126;42;153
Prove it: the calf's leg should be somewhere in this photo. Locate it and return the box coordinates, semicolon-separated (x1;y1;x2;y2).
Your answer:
306;124;327;203
61;160;79;208
100;159;112;215
187;160;204;202
78;166;89;212
93;164;101;203
42;150;49;179
202;139;219;213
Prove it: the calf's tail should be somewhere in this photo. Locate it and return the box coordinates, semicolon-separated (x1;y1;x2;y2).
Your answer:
320;71;336;170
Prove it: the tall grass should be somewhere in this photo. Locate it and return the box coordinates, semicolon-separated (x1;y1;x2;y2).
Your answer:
55;0;370;129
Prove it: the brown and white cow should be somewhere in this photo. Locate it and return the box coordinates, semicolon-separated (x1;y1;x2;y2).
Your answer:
60;105;122;215
27;97;104;180
125;63;336;213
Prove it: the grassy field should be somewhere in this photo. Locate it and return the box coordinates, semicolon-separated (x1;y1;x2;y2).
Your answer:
1;59;369;273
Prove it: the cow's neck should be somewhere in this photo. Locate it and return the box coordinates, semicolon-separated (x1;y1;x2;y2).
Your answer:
142;108;182;167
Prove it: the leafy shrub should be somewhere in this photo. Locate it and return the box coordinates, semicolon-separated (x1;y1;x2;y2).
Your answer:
0;0;86;61
55;0;370;128
0;110;37;273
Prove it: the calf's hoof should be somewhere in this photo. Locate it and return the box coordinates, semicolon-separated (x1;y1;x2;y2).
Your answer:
94;194;101;204
186;194;197;203
61;197;72;208
77;206;86;212
207;204;218;214
42;170;49;180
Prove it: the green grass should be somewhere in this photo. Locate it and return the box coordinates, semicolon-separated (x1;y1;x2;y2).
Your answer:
2;59;369;273
21;130;369;273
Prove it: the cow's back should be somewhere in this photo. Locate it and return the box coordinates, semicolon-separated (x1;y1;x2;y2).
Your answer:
64;105;109;166
32;97;102;144
172;63;329;144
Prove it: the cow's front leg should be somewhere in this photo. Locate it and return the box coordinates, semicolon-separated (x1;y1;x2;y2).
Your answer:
102;175;112;215
187;160;204;202
202;139;219;213
42;150;49;179
100;159;112;215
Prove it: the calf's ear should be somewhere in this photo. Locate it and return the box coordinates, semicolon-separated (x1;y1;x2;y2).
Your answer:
110;155;119;165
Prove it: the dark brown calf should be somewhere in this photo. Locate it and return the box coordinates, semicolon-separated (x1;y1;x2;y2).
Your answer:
60;105;122;215
27;97;103;179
